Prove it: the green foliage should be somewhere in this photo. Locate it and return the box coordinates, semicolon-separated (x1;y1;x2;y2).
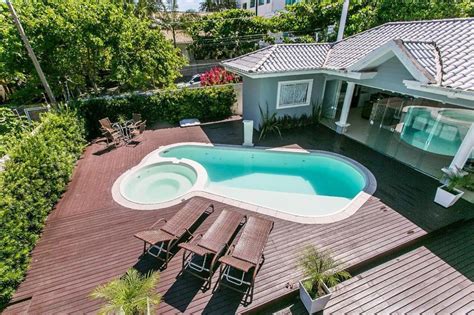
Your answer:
187;9;272;60
0;107;28;156
443;166;467;194
185;0;472;60
200;0;237;12
91;269;161;315
258;103;321;141
462;166;473;192
299;246;350;299
72;86;236;138
345;0;473;36
0;0;185;104
258;104;281;141
0;111;85;306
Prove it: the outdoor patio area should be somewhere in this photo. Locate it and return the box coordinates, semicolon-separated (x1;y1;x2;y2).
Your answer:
3;120;473;314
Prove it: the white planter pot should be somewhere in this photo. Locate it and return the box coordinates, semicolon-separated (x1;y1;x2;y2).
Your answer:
299;279;332;314
434;185;464;208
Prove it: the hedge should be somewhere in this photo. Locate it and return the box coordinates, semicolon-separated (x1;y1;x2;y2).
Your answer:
71;86;236;138
0;111;86;307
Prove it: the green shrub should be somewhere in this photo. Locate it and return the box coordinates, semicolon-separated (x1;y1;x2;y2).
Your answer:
0;111;86;307
71;86;236;139
0;107;29;156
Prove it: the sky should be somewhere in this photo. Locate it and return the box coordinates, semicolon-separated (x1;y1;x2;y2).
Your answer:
177;0;202;11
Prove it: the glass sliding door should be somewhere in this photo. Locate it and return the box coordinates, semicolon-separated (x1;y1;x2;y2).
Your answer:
340;85;473;179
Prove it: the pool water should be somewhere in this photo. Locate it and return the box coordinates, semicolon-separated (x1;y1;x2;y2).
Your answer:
400;107;474;156
160;145;367;216
122;163;197;204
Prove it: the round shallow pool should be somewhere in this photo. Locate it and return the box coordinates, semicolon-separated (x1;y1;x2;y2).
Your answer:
121;162;197;204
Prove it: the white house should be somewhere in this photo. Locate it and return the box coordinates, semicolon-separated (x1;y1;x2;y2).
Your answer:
236;0;300;17
223;18;474;180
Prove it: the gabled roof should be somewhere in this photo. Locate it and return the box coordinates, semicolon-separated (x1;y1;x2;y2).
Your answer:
347;39;441;84
224;43;331;74
223;18;474;92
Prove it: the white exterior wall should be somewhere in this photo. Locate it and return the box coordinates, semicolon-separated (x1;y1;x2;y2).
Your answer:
237;0;299;17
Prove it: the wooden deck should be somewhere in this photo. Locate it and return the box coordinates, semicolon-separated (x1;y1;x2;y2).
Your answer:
3;122;472;314
271;220;474;315
322;220;474;314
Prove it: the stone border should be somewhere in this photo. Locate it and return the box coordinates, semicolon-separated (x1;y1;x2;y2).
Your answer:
112;142;377;224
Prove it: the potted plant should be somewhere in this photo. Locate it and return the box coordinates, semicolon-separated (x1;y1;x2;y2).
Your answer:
298;246;350;314
434;167;466;208
91;268;161;315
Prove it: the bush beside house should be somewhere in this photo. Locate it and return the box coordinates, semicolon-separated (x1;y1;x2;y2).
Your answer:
0;111;86;307
72;86;236;138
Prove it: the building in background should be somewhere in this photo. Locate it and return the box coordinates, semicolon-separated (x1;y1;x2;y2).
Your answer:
237;0;300;17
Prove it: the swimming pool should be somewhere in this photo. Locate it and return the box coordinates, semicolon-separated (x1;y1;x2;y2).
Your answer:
400;106;474;157
112;143;376;223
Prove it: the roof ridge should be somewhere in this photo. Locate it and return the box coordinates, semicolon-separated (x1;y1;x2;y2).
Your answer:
223;45;274;64
402;40;437;45
273;43;332;47
397;39;441;84
252;45;277;72
380;17;474;26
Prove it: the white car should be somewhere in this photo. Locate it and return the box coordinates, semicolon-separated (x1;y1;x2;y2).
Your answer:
177;74;202;88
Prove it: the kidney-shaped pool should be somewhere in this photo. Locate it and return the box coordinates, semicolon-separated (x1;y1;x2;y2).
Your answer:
112;143;376;224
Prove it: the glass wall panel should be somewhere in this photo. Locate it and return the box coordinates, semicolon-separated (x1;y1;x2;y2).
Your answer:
331;85;473;179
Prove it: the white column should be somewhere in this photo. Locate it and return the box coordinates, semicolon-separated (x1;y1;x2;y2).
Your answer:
449;122;474;170
335;81;355;134
337;0;350;41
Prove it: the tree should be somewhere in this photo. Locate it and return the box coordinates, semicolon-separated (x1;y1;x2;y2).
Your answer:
91;269;161;315
0;0;186;104
345;0;473;36
187;9;271;60
200;0;237;12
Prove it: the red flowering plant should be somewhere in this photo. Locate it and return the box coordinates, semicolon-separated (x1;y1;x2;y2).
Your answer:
200;67;241;86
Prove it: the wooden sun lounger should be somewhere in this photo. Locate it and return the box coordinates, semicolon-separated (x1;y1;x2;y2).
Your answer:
214;216;274;305
134;199;214;268
179;209;247;289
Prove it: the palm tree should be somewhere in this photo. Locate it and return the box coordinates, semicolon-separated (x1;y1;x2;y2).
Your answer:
91;268;161;315
299;246;350;298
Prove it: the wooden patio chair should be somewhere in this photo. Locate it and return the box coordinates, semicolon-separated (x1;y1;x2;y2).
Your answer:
127;120;147;144
179;209;247;290
99;117;122;147
214;216;274;305
134;199;214;268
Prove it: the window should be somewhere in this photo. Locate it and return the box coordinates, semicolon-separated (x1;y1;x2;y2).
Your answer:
250;0;255;7
243;2;247;9
285;0;297;5
267;0;271;3
259;0;265;5
276;79;313;109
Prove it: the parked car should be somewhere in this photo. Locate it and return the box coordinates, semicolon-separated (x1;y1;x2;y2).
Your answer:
177;74;201;88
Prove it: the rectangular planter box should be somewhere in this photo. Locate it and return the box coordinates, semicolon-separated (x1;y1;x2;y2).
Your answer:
434;185;464;208
299;279;332;314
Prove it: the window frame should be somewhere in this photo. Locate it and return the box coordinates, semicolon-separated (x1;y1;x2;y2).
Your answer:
276;79;314;109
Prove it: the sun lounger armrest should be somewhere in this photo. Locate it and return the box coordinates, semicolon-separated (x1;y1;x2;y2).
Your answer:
150;218;167;229
177;227;195;239
206;204;215;214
